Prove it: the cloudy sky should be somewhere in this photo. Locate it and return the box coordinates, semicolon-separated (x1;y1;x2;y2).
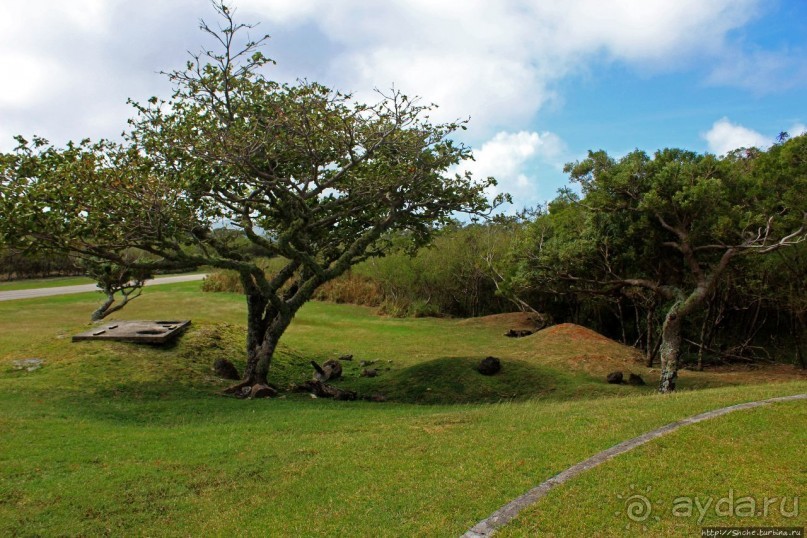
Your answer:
1;1;805;209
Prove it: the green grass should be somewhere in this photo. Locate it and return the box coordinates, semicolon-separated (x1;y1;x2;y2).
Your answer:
0;271;206;292
0;284;805;536
500;401;806;536
0;275;94;291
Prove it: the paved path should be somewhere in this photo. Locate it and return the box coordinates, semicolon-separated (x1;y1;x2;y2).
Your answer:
0;274;207;302
463;393;807;537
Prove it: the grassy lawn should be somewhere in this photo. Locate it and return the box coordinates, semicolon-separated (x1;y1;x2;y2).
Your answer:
0;275;94;291
499;400;806;536
1;283;805;536
0;272;207;292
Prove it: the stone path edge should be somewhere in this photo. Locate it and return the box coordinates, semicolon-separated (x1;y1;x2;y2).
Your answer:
462;393;807;537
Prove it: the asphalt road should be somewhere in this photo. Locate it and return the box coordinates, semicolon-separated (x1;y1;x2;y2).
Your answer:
0;274;208;302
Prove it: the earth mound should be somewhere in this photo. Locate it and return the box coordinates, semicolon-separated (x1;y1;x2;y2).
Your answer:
458;312;548;331
538;323;617;344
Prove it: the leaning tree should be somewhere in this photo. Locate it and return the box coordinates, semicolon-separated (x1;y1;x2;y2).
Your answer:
0;3;498;397
514;140;806;393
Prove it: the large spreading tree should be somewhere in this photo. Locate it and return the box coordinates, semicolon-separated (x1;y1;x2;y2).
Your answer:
512;138;806;393
0;4;498;397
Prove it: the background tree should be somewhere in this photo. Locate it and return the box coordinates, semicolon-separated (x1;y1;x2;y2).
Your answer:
80;255;153;322
511;139;806;393
0;3;498;397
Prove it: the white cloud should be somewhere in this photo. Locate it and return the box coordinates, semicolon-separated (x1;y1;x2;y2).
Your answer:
0;0;789;157
702;118;772;155
240;0;761;137
457;130;566;208
789;123;807;137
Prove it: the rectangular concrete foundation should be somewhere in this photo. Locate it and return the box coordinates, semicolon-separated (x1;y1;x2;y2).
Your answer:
72;320;191;344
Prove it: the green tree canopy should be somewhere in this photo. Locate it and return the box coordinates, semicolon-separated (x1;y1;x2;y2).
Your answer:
511;137;806;392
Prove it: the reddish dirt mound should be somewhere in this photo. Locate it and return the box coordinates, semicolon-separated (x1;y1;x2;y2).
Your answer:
458;312;548;330
538;323;616;344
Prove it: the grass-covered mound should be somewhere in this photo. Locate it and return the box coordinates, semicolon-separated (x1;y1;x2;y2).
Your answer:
339;356;561;404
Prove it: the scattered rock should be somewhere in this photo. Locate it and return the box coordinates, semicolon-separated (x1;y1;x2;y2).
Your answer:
505;329;534;338
369;393;387;402
12;358;44;372
338;354;353;361
312;359;342;382
606;371;624;384
213;358;240;380
250;384;277;399
361;368;378;378
628;373;646;386
477;356;502;376
359;360;376;368
322;359;343;380
298;380;357;400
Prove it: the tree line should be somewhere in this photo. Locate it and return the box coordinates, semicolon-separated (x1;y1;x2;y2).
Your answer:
202;134;807;385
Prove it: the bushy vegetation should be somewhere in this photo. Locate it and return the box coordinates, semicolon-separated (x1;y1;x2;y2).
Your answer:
197;136;806;376
0;248;81;280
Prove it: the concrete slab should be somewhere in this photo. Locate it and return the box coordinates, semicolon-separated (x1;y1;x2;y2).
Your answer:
72;320;191;344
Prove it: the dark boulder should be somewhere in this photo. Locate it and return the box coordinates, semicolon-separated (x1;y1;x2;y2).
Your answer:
628;373;646;386
213;358;240;380
250;384;278;398
322;359;343;380
361;368;378;378
606;371;624;384
505;329;534;338
478;356;502;376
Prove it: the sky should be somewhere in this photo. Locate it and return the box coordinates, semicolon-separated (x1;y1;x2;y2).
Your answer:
1;0;805;210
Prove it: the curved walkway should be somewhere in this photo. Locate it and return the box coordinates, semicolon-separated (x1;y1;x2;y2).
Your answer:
0;274;207;302
463;393;807;537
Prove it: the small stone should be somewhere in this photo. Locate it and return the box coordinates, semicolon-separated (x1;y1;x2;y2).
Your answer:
361;368;378;378
338;354;353;361
477;356;501;376
369;393;387;402
628;373;646;386
213;358;240;380
359;360;376;368
606;371;624;384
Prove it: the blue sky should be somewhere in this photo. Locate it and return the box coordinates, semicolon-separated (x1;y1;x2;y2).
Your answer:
1;1;804;210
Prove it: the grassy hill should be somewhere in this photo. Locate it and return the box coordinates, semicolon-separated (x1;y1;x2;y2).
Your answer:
1;282;804;536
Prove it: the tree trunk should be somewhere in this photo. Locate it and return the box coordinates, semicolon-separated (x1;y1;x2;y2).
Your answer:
696;295;714;371
794;312;806;370
658;308;683;393
224;291;287;397
645;306;655;366
90;294;116;321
